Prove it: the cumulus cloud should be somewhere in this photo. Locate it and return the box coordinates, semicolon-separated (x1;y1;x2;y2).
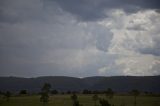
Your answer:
97;9;160;76
115;55;160;76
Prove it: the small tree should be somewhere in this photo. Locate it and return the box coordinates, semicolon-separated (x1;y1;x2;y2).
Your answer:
131;89;140;106
99;99;111;106
71;93;77;101
74;100;80;106
71;93;80;106
40;83;51;106
5;91;11;101
92;94;99;106
105;88;114;99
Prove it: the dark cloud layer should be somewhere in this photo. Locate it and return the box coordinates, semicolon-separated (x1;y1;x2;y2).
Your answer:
48;0;160;21
1;0;160;23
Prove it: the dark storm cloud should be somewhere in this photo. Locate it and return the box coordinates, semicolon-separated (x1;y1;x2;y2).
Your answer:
47;0;160;21
0;0;48;24
0;0;160;23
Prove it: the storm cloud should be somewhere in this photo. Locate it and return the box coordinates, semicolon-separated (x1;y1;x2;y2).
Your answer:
47;0;160;21
0;0;160;77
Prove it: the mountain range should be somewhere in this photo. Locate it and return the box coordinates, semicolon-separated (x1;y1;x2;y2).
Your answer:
0;76;160;93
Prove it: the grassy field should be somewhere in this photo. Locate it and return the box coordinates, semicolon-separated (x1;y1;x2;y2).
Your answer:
0;94;160;106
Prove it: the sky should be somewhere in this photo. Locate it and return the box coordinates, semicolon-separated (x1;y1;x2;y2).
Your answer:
0;0;160;77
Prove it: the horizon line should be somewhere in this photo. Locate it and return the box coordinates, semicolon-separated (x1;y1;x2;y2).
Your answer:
0;75;160;79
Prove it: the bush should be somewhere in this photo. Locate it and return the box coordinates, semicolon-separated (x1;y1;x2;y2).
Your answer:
19;90;27;95
5;91;11;101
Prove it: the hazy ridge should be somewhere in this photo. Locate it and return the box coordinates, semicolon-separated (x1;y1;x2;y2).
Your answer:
0;76;160;93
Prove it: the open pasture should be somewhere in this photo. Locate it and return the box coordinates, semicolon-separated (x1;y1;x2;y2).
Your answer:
0;94;160;106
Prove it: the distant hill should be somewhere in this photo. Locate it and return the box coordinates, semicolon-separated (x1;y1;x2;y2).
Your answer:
0;76;160;93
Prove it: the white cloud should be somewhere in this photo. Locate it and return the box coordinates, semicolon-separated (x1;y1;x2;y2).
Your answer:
98;67;108;74
97;9;160;76
115;55;160;75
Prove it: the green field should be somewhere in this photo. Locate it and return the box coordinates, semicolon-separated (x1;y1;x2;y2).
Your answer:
0;94;160;106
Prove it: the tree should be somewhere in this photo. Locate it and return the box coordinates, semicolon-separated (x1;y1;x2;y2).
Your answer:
92;90;100;94
82;89;92;94
105;88;114;99
71;93;80;106
40;83;51;106
131;89;140;106
5;91;11;101
144;91;148;95
67;90;71;94
51;90;58;94
0;91;3;95
71;93;78;102
99;99;111;106
19;90;27;95
92;94;99;106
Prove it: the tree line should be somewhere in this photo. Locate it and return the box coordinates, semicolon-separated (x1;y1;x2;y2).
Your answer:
0;83;158;106
39;83;140;106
